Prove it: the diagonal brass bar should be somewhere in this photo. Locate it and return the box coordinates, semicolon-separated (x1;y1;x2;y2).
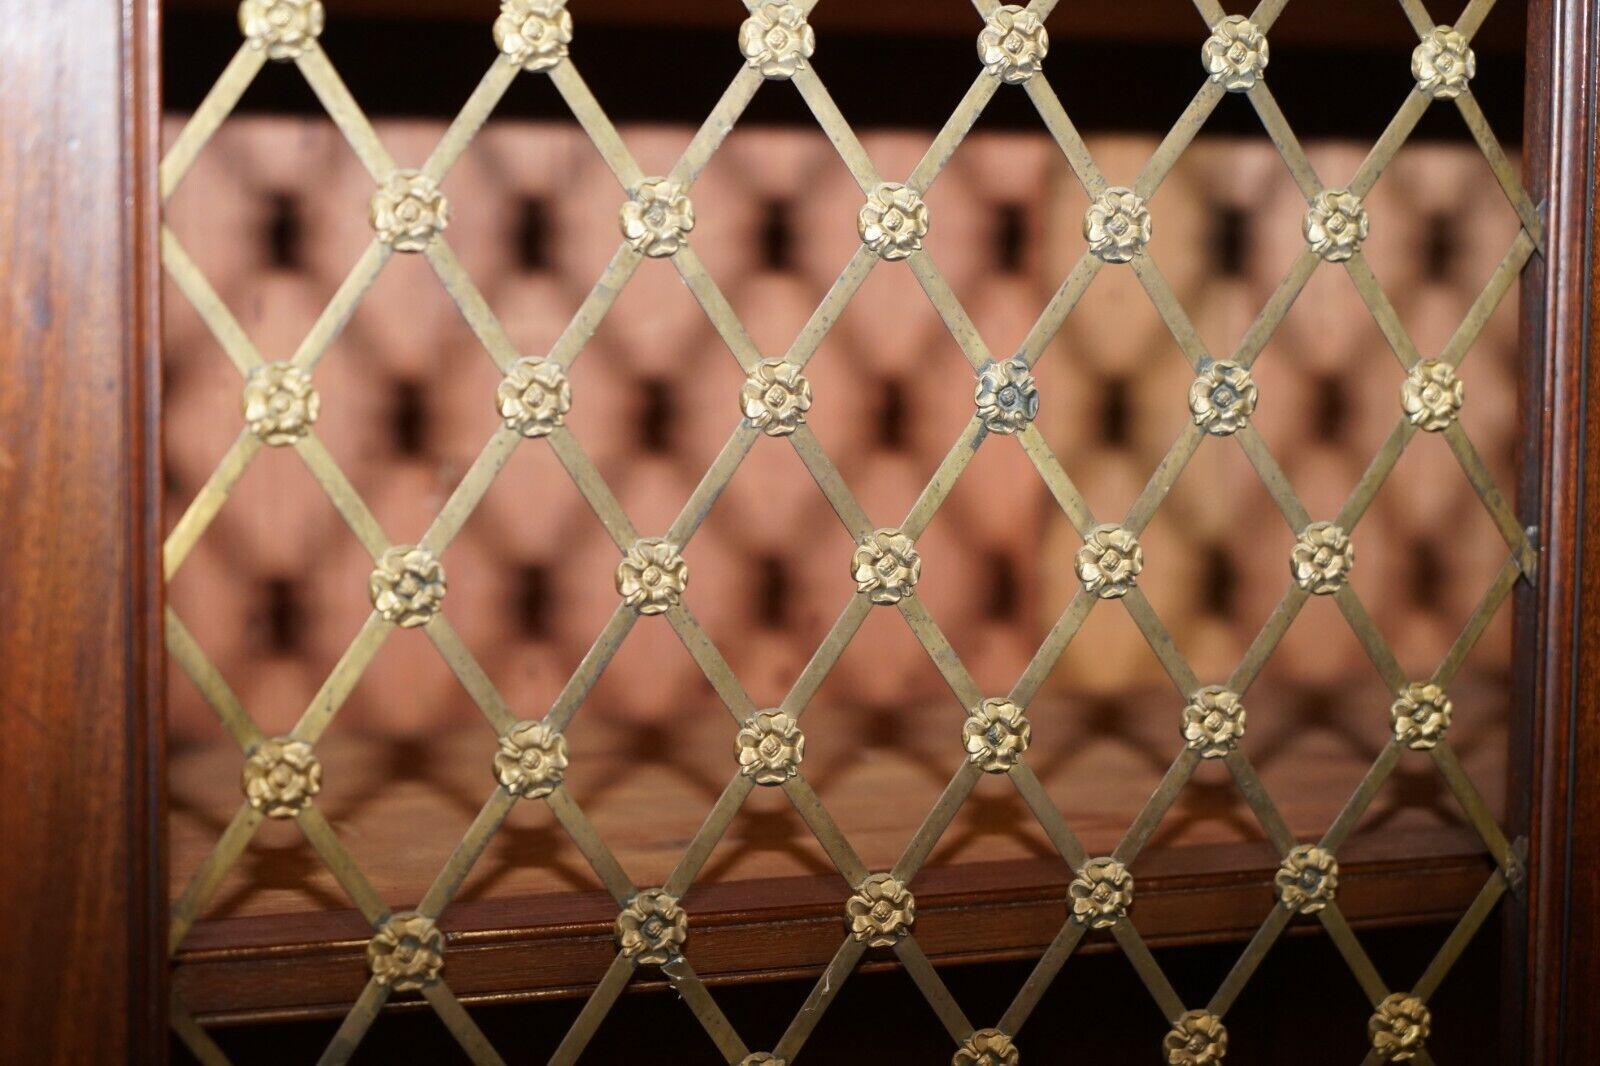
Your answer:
1333;587;1409;694
673;244;764;373
782;776;871;885
1441;424;1539;573
170;995;232;1066
667;607;760;721
1413;870;1507;1001
290;613;393;744
1223;751;1299;854
772;938;868;1063
549;246;644;368
418;427;523;556
1009;592;1097;708
316;978;392;1066
1346;253;1425;371
896;598;986;709
1429;742;1513;865
1317;903;1391;1007
551;955;636;1066
789;69;881;194
891;764;983;882
998;919;1088;1035
784;247;878;369
1190;0;1228;23
666;426;761;547
780;595;874;721
1009;764;1090;869
169;803;264;954
419;789;519;920
1121;589;1202;696
1018;252;1103;368
1396;0;1438;37
787;427;875;540
1440;230;1537;367
166;608;263;752
1246;81;1324;200
421;59;521;183
425;615;519;734
1455;91;1545;248
296;806;390;925
160;45;267;200
902;419;989;541
291;434;391;560
547;61;645;190
1349;92;1431;199
1234;426;1313;531
162;229;265;374
1208;904;1294;1016
906;253;997;371
547;605;637;733
425;240;521;372
667;67;765;188
1320;742;1404;855
1335;420;1418;533
1123;423;1204;535
1022;77;1108;197
1456;0;1501;41
1234;250;1320;368
1113;750;1202;863
546;428;640;550
164;432;262;581
547;786;637;906
423;981;510;1066
1112;922;1188;1023
1130;255;1212;372
1227;585;1309;694
908;74;1004;194
1017;425;1098;535
295;47;395;181
665;776;757;897
288;241;393;371
663;959;750;1063
1434;555;1522;687
1133;81;1226;200
894;936;975;1042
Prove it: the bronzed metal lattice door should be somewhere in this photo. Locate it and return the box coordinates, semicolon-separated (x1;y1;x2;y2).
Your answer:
162;1;1536;1062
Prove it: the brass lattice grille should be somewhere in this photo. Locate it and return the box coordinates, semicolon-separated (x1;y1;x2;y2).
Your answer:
162;1;1538;1063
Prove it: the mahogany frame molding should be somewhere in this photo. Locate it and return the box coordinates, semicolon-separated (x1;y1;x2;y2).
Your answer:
0;0;1596;1061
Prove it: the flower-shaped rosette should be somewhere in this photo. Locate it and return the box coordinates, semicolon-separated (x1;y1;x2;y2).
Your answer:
494;0;573;72
1189;360;1258;436
367;912;444;992
494;720;569;799
953;1028;1020;1066
1291;521;1354;594
369;170;449;252
498;356;571;437
1076;524;1143;599
739;2;816;80
242;362;320;446
1164;1010;1229;1066
853;528;922;605
241;737;322;818
369;545;447;628
1369;993;1431;1061
740;1056;786;1066
1202;15;1269;91
1400;359;1464;431
1182;686;1246;759
963;698;1032;774
1412;26;1475;100
1390;682;1453;750
846;874;915;947
977;6;1049;85
616;889;688;965
620;178;694;258
1084;187;1152;263
858;182;929;261
1068;857;1133;929
1275;844;1338;914
736;710;805;786
1304;189;1369;262
975;359;1040;434
616;538;688;615
239;0;325;61
741;360;813;436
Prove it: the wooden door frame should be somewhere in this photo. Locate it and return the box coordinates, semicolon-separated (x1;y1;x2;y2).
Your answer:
1;0;1598;1060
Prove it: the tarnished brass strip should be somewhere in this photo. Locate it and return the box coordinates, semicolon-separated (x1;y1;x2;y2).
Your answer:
781;595;874;720
1121;589;1202;697
1010;592;1097;708
166;608;263;752
909;75;1004;194
787;427;875;541
1112;922;1188;1024
1246;82;1324;200
170;995;233;1066
666;610;759;722
1009;764;1091;870
1413;871;1507;1001
549;246;644;369
547;786;637;906
296;806;391;926
1124;423;1204;535
1346;253;1425;371
547;61;645;191
162;229;264;374
782;776;871;885
423;982;510;1066
1335;420;1419;533
1455;92;1545;248
546;428;640;551
668;67;765;188
1396;0;1438;37
673;245;765;372
785;248;877;369
665;961;750;1063
1235;251;1320;368
665;776;759;897
667;426;761;546
1233;426;1314;531
1333;587;1409;694
903;418;987;539
891;764;984;882
1191;0;1228;24
772;939;868;1063
1317;903;1391;1007
1442;424;1539;573
1320;742;1404;855
291;434;392;560
546;605;637;733
1134;81;1226;200
1130;255;1212;372
1021;78;1108;197
290;613;393;744
1223;751;1299;854
169;803;264;954
1457;0;1501;41
422;59;521;182
1434;556;1522;687
164;432;262;581
893;936;975;1042
1018;252;1102;368
419;789;519;919
896;598;986;710
906;253;997;371
316;978;391;1066
1440;230;1536;367
1017;425;1098;535
295;47;396;181
998;920;1088;1035
425;240;521;372
1227;585;1309;694
1207;904;1293;1016
419;428;523;556
424;616;519;734
1249;0;1295;31
1113;750;1202;863
1430;742;1514;865
288;241;393;370
789;69;881;194
1349;92;1430;199
161;45;267;200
